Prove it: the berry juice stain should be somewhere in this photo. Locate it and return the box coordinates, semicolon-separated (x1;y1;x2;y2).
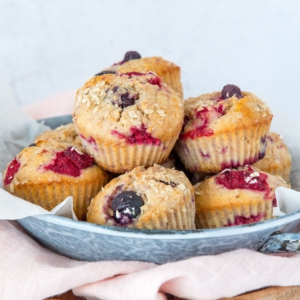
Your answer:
4;158;20;185
44;147;94;177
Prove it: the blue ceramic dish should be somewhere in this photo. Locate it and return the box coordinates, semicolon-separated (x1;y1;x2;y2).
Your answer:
18;210;300;264
17;115;300;264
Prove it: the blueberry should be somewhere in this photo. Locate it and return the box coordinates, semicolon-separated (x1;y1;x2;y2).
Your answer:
123;51;142;62
95;70;116;76
221;84;243;99
120;92;136;108
111;191;144;223
110;88;137;109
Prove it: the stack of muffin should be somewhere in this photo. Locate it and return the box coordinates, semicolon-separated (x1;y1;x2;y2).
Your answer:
2;51;292;229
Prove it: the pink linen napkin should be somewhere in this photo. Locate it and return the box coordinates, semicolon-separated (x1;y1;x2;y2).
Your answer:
21;90;75;119
2;95;300;300
2;220;300;300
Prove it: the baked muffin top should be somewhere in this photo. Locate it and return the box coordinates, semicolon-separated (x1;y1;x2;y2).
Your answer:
98;51;183;97
181;84;273;140
3;139;100;189
253;132;292;177
117;56;180;77
194;165;289;212
87;164;195;229
74;72;184;146
35;123;82;146
99;52;180;78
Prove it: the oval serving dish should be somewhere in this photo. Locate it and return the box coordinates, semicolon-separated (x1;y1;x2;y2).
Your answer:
16;115;300;264
18;211;300;264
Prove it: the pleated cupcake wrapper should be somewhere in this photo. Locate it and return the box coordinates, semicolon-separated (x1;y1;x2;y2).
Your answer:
175;123;270;173
195;200;273;229
12;178;108;220
85;137;178;173
136;199;195;230
161;68;183;98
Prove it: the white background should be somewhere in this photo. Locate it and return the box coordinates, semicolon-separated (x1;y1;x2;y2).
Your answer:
1;0;300;120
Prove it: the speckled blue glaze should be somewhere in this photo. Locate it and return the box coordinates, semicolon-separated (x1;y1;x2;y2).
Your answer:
18;211;300;264
257;233;300;253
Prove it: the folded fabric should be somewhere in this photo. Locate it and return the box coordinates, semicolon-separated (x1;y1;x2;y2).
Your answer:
1;220;300;300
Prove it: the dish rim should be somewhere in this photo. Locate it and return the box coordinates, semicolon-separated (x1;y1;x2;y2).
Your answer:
29;209;300;240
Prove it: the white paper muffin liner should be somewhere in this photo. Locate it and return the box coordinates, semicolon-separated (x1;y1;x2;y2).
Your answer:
82;137;178;173
10;173;108;221
195;200;273;229
175;123;270;173
136;197;195;230
161;68;183;97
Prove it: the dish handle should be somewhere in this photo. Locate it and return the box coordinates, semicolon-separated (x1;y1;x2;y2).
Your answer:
257;232;300;253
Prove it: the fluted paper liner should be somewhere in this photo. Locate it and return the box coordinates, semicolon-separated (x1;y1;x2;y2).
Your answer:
135;199;195;230
82;137;178;173
176;122;270;173
162;68;183;98
10;175;108;220
196;200;273;229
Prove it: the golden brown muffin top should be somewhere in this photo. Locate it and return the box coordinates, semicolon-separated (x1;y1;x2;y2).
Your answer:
102;56;180;77
2;140;103;190
74;72;184;146
194;166;289;212
181;87;273;139
117;56;180;76
87;164;195;229
253;132;292;174
100;54;183;97
35;123;82;146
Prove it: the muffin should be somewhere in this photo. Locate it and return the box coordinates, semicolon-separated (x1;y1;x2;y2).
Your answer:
253;132;292;183
194;166;290;229
175;84;273;173
2;139;109;220
97;51;183;97
87;165;195;230
73;72;184;173
35;123;82;147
